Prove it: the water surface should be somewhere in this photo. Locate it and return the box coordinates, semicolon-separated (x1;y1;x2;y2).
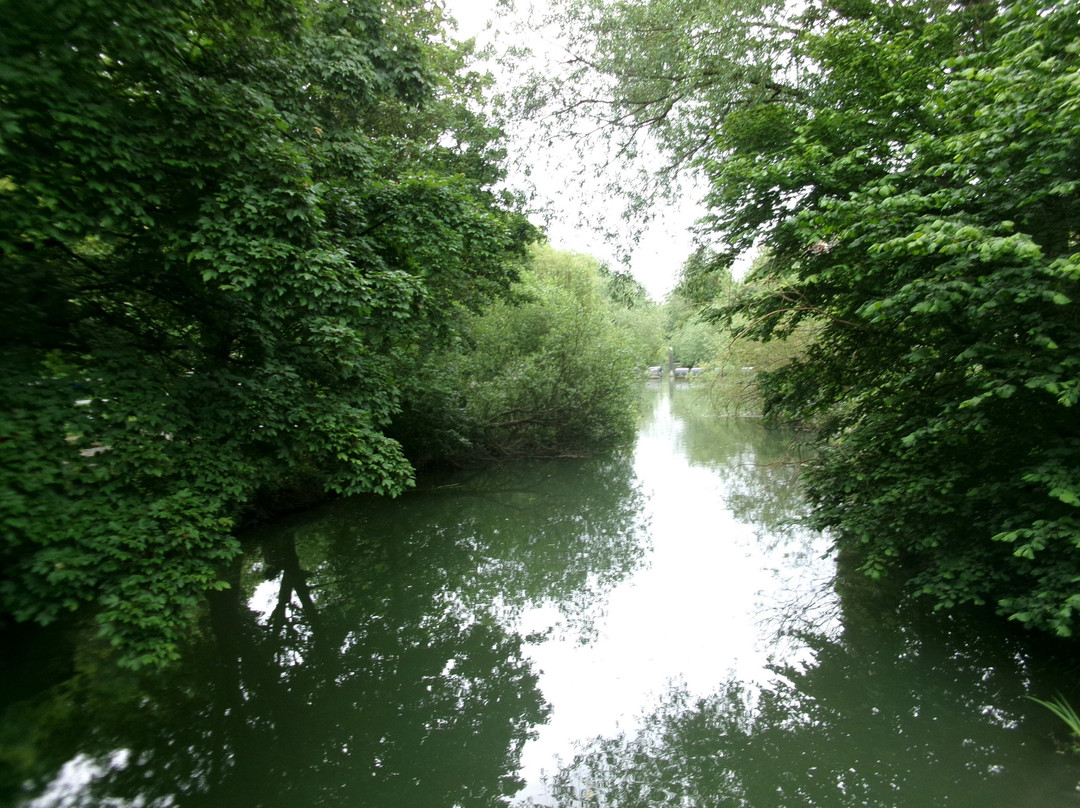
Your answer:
3;382;1079;807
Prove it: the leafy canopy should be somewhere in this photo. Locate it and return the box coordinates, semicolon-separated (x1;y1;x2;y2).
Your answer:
452;245;643;457
0;0;534;666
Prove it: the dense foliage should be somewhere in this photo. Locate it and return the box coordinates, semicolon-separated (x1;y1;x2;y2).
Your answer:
523;0;1080;635
396;246;644;460
0;0;535;666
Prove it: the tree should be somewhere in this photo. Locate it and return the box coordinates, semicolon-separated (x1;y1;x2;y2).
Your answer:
599;265;667;370
0;0;534;666
721;0;1080;635
763;0;1080;635
505;0;801;236
453;245;642;457
664;252;734;370
520;0;1080;636
670;249;814;415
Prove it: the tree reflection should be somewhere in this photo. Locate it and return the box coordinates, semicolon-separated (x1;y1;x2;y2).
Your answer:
267;450;649;641
648;384;815;537
527;595;1080;808
3;449;648;807
2;547;548;808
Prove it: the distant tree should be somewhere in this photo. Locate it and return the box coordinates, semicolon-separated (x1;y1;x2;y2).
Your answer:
673;247;736;310
671;249;814;415
0;0;534;666
599;265;648;309
660;252;732;371
597;265;667;369
452;245;642;456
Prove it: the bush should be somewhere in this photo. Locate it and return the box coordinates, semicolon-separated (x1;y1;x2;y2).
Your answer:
451;246;641;456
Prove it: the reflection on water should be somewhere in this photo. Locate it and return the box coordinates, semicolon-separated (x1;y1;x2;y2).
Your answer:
3;383;1080;807
520;385;1080;807
532;602;1080;808
1;436;647;807
509;384;838;804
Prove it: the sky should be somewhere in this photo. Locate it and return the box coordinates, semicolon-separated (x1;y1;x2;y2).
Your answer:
441;0;704;300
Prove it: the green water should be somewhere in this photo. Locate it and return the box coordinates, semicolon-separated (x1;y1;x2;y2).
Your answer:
3;382;1080;807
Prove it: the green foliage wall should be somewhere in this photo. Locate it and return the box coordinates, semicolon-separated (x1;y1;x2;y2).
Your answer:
727;0;1080;633
731;0;1080;635
0;0;533;665
453;246;642;456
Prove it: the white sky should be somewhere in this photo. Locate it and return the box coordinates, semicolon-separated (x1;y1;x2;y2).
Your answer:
441;0;703;300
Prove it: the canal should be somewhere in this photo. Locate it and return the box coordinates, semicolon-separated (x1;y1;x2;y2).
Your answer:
3;381;1080;806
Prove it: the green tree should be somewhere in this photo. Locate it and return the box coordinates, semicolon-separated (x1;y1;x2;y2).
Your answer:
0;0;533;666
661;252;727;371
520;0;1080;636
721;0;1080;635
506;0;800;225
667;317;723;370
670;249;814;415
453;245;642;456
599;265;667;369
